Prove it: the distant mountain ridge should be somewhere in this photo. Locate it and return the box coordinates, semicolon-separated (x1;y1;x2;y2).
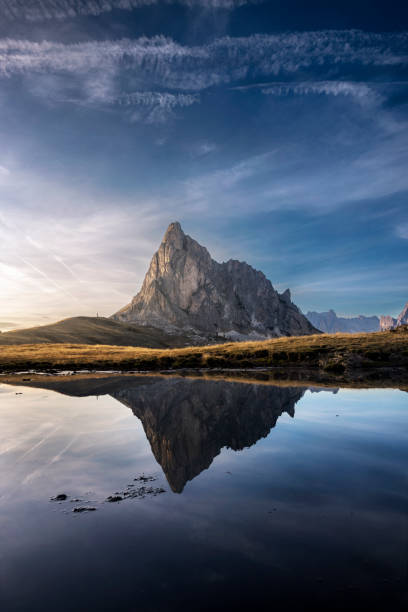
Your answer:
306;310;380;334
307;303;408;334
112;222;317;340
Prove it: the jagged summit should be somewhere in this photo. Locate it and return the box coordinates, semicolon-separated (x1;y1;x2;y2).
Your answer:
380;302;408;330
112;222;317;340
164;221;185;243
397;302;408;327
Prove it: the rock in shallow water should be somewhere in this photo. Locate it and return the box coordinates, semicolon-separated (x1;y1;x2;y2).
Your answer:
50;493;68;501
72;507;96;513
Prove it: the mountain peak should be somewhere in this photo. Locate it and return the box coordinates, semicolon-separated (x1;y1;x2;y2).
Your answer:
163;221;185;244
112;224;317;340
380;301;408;330
396;302;408;326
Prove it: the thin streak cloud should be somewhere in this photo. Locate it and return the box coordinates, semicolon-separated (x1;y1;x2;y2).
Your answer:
0;31;406;84
0;0;253;22
262;81;383;106
18;256;80;301
0;30;406;120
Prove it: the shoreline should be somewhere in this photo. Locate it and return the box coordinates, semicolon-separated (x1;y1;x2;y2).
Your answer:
0;329;407;375
1;365;407;392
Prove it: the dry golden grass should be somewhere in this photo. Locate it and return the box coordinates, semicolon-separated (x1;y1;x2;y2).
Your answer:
0;327;407;373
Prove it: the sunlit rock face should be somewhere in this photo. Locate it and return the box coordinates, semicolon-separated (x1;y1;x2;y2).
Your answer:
112;378;305;493
380;315;398;331
380;303;408;330
112;222;317;340
396;302;408;327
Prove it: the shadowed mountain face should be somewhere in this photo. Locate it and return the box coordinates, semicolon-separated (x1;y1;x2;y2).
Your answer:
112;222;317;341
111;378;305;492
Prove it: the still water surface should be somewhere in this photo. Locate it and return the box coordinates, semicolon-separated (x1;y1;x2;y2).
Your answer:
0;376;406;611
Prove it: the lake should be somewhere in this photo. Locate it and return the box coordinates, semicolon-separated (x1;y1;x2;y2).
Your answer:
0;375;406;611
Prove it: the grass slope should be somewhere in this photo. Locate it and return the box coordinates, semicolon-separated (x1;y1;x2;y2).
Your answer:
0;327;407;375
0;316;191;348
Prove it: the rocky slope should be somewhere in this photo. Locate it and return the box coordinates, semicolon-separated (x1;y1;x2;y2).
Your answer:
380;302;408;330
112;222;317;340
396;302;408;327
380;315;398;331
306;310;380;333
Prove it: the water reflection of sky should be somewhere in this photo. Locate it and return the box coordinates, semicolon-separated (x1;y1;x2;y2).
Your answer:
0;381;406;611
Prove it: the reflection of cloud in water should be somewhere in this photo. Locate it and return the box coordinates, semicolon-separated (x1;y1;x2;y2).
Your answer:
0;376;339;494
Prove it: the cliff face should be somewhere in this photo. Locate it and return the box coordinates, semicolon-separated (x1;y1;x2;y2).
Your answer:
112;222;317;340
380;303;408;331
306;310;380;333
112;377;305;492
380;315;398;331
396;303;408;327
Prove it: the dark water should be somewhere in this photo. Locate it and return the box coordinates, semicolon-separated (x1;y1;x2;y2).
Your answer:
0;376;406;611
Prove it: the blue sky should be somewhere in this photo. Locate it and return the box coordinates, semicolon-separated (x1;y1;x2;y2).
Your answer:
0;1;407;329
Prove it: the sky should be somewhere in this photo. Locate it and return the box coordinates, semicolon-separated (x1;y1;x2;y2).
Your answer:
0;0;407;330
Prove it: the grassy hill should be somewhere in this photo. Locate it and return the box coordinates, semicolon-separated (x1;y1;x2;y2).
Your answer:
0;326;407;377
0;316;191;348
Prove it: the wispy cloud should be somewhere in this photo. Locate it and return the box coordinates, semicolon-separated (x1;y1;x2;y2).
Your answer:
191;141;218;157
0;30;405;119
118;91;199;122
1;31;406;81
183;151;274;210
0;165;169;324
177;115;408;216
262;81;383;106
0;0;254;22
396;223;408;239
292;262;408;299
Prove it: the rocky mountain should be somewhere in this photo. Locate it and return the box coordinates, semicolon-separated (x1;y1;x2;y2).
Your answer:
379;315;397;331
112;222;317;341
396;302;408;326
380;302;408;330
306;310;380;333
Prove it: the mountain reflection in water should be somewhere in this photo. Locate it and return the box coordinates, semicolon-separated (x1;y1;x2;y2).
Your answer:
8;375;324;493
112;378;306;492
0;376;406;612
